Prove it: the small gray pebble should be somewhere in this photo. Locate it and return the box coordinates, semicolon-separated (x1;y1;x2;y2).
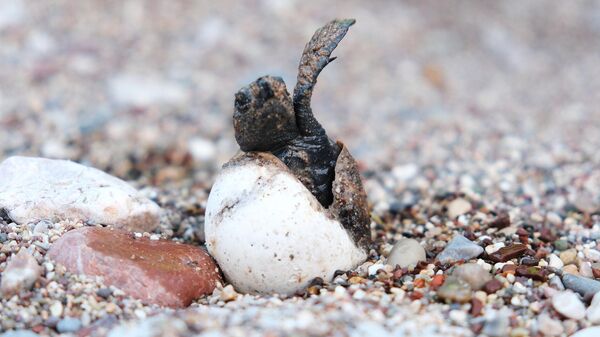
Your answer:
0;232;7;243
96;288;112;299
56;318;82;333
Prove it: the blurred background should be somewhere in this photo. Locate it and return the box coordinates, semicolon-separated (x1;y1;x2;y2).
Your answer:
1;0;600;187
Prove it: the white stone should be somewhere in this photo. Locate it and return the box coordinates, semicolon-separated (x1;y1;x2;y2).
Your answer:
447;198;472;218
485;242;505;255
0;0;24;30
571;327;600;337
580;262;594;278
387;238;426;268
0;249;42;297
552;290;586;320
368;264;385;276
587;291;600;324
205;154;366;295
50;301;63;317
548;254;564;269
109;74;189;107
585;249;600;262
0;157;161;232
537;313;564;336
391;164;418;181
188;137;217;162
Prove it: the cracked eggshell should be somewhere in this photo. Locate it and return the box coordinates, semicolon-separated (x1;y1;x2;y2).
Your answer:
205;151;367;295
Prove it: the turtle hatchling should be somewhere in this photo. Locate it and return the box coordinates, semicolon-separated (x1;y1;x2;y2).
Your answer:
205;18;371;295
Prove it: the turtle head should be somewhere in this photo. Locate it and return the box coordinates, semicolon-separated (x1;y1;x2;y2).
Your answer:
234;76;299;152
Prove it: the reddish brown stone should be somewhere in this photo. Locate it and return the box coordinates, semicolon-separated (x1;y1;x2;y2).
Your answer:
414;278;426;288
489;214;510;229
470;298;483;316
539;228;557;243
48;227;221;308
482;279;503;294
430;275;445;289
409;291;423;300
488;244;528;262
501;264;518;275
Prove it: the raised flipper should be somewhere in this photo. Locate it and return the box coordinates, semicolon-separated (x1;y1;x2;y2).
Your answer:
293;19;355;137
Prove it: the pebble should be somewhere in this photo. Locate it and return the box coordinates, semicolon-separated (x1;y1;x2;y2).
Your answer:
538;313;564;336
553;239;570;251
387;238;426;268
485;242;505;255
561;274;600;298
488;243;528;262
585;249;600;262
188;137;217;163
0;249;42;297
0;331;40;337
109;74;189;107
549;276;565;290
56;317;82;333
515;266;548;281
436;235;483;264
548;254;564;269
0;157;161;232
48;227;221;308
482;308;510;337
483;279;504;294
552;291;586;320
447;198;472;218
218;285;238;302
559;249;577;265
451;263;492;290
49;301;63;317
587;292;600;324
580;262;594;278
96;288;113;299
563;264;578;275
436;277;472;303
571;327;600;337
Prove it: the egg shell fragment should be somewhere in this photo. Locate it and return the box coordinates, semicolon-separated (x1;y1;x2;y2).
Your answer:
205;151;367;295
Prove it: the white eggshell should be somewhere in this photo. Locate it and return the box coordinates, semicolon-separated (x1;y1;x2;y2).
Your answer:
205;153;366;295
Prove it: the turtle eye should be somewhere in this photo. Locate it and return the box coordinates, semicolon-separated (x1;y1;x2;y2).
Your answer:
256;77;274;100
234;89;251;112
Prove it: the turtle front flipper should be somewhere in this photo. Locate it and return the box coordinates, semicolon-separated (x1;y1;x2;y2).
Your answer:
293;18;355;137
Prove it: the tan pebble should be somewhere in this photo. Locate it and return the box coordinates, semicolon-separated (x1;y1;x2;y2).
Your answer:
105;302;117;313
563;264;579;275
349;276;364;284
560;249;577;265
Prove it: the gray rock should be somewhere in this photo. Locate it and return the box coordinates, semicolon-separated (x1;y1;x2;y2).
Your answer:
549;275;565;290
437;277;472;303
451;263;492;290
436;235;483;264
56;318;82;333
387;238;426;268
562;274;600;298
0;156;161;232
0;330;40;337
482;308;510;337
0;249;42;297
